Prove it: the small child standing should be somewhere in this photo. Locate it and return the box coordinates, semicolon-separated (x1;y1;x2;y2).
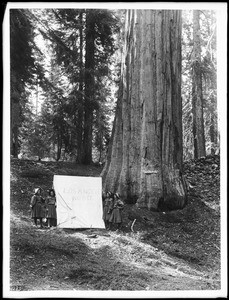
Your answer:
109;193;124;231
30;187;45;228
45;189;57;228
102;191;114;230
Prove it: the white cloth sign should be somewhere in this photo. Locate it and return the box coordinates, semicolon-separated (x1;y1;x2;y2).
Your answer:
53;175;105;229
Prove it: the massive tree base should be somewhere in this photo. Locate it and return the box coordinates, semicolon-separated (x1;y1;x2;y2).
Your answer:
102;10;187;211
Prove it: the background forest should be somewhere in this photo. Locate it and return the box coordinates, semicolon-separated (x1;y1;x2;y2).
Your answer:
10;8;218;164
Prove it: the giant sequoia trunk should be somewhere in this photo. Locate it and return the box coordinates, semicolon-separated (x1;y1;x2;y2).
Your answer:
192;10;206;159
101;10;187;211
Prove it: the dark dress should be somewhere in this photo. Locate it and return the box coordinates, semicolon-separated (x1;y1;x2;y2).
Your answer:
109;199;124;224
46;196;57;219
31;195;45;218
103;197;113;222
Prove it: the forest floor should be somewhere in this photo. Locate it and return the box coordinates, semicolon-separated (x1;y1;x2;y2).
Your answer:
8;155;221;293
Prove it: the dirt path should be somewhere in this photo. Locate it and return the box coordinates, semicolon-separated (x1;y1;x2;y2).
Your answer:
10;213;219;292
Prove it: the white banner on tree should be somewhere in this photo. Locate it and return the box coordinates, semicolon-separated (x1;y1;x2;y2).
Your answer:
53;175;105;229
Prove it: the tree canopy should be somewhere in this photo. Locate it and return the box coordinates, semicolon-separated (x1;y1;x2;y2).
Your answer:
12;8;121;162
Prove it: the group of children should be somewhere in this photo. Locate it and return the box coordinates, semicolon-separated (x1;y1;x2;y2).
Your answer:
102;191;125;231
30;187;57;228
30;187;124;230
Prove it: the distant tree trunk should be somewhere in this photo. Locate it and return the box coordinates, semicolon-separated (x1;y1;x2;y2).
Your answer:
192;10;206;159
82;11;95;164
11;126;19;157
209;93;217;155
209;11;218;155
10;101;20;158
56;131;62;161
102;10;187;211
76;11;84;163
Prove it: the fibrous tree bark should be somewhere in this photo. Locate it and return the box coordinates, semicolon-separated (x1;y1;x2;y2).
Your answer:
192;10;206;159
101;10;187;211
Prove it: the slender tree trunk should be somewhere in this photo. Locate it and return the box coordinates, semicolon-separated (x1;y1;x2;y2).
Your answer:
82;11;95;164
56;131;62;161
11;126;19;157
209;93;217;155
192;10;206;159
102;10;187;211
76;11;84;163
10;101;20;158
209;11;217;155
